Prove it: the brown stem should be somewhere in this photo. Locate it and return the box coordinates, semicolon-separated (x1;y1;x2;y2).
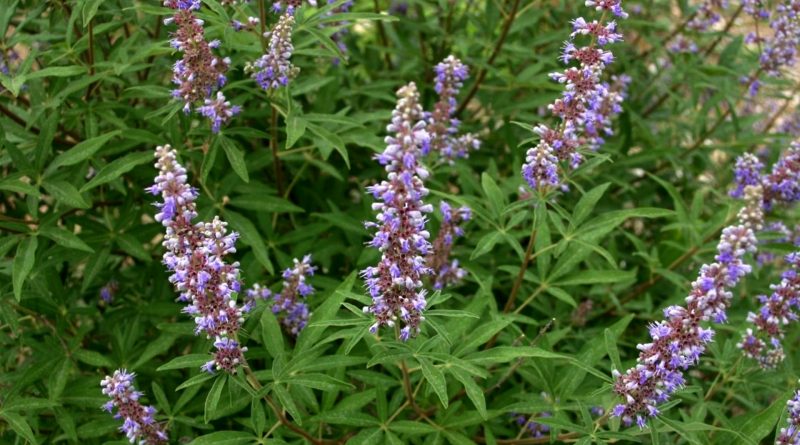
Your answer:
502;222;538;314
702;4;744;58
455;0;522;117
595;215;733;319
400;359;425;417
636;10;699;61
641;5;744;119
761;82;800;134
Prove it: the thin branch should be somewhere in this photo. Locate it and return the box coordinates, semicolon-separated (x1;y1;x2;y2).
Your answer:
456;0;522;116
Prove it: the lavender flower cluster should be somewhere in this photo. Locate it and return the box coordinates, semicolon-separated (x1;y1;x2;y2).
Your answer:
247;13;298;90
362;82;434;341
522;0;629;192
100;280;119;304
687;0;728;32
425;55;480;163
732;140;800;210
611;187;762;427
274;255;316;334
428;202;471;290
512;412;551;438
147;145;249;374
777;385;800;445
737;251;800;368
163;0;239;133
272;0;317;14
100;370;168;445
759;0;800;77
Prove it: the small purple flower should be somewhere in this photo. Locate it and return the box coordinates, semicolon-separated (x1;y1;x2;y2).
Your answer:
100;370;168;444
731;153;765;198
248;13;298;90
362;82;433;340
271;0;316;14
687;0;728;32
428;202;471;289
198;92;241;133
100;280;119;304
777;384;800;445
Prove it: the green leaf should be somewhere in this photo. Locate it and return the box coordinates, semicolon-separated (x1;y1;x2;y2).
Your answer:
286;114;307;148
204;376;226;423
188;432;256;445
736;390;792;443
556;270;635;286
471;231;502;260
115;233;152;262
605;328;622;371
0;412;37;444
27;65;86;80
296;271;355;352
81;151;152;192
273;384;303;425
81;0;103;24
73;349;115;368
223;210;273;274
219;136;249;183
229;195;305;213
260;308;284;358
39;226;93;253
572;183;610;226
308;123;349;168
346;428;383;445
0;178;40;198
451;368;486;419
157;354;210;371
481;172;505;217
42;180;90;208
419;358;448;409
45;131;120;174
12;236;37;301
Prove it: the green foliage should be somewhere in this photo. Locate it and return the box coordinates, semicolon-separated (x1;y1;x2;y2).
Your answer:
2;0;800;444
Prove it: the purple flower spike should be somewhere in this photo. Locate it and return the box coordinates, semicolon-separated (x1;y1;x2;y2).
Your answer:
777;385;800;445
428;202;471;289
248;13;298;90
362;82;433;341
425;55;480;163
759;1;800;78
738;251;800;368
522;1;628;193
150;145;248;374
100;370;168;445
274;255;317;335
164;0;231;114
612;189;761;427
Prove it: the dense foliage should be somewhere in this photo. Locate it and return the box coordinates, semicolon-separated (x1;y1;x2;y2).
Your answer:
2;0;800;444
